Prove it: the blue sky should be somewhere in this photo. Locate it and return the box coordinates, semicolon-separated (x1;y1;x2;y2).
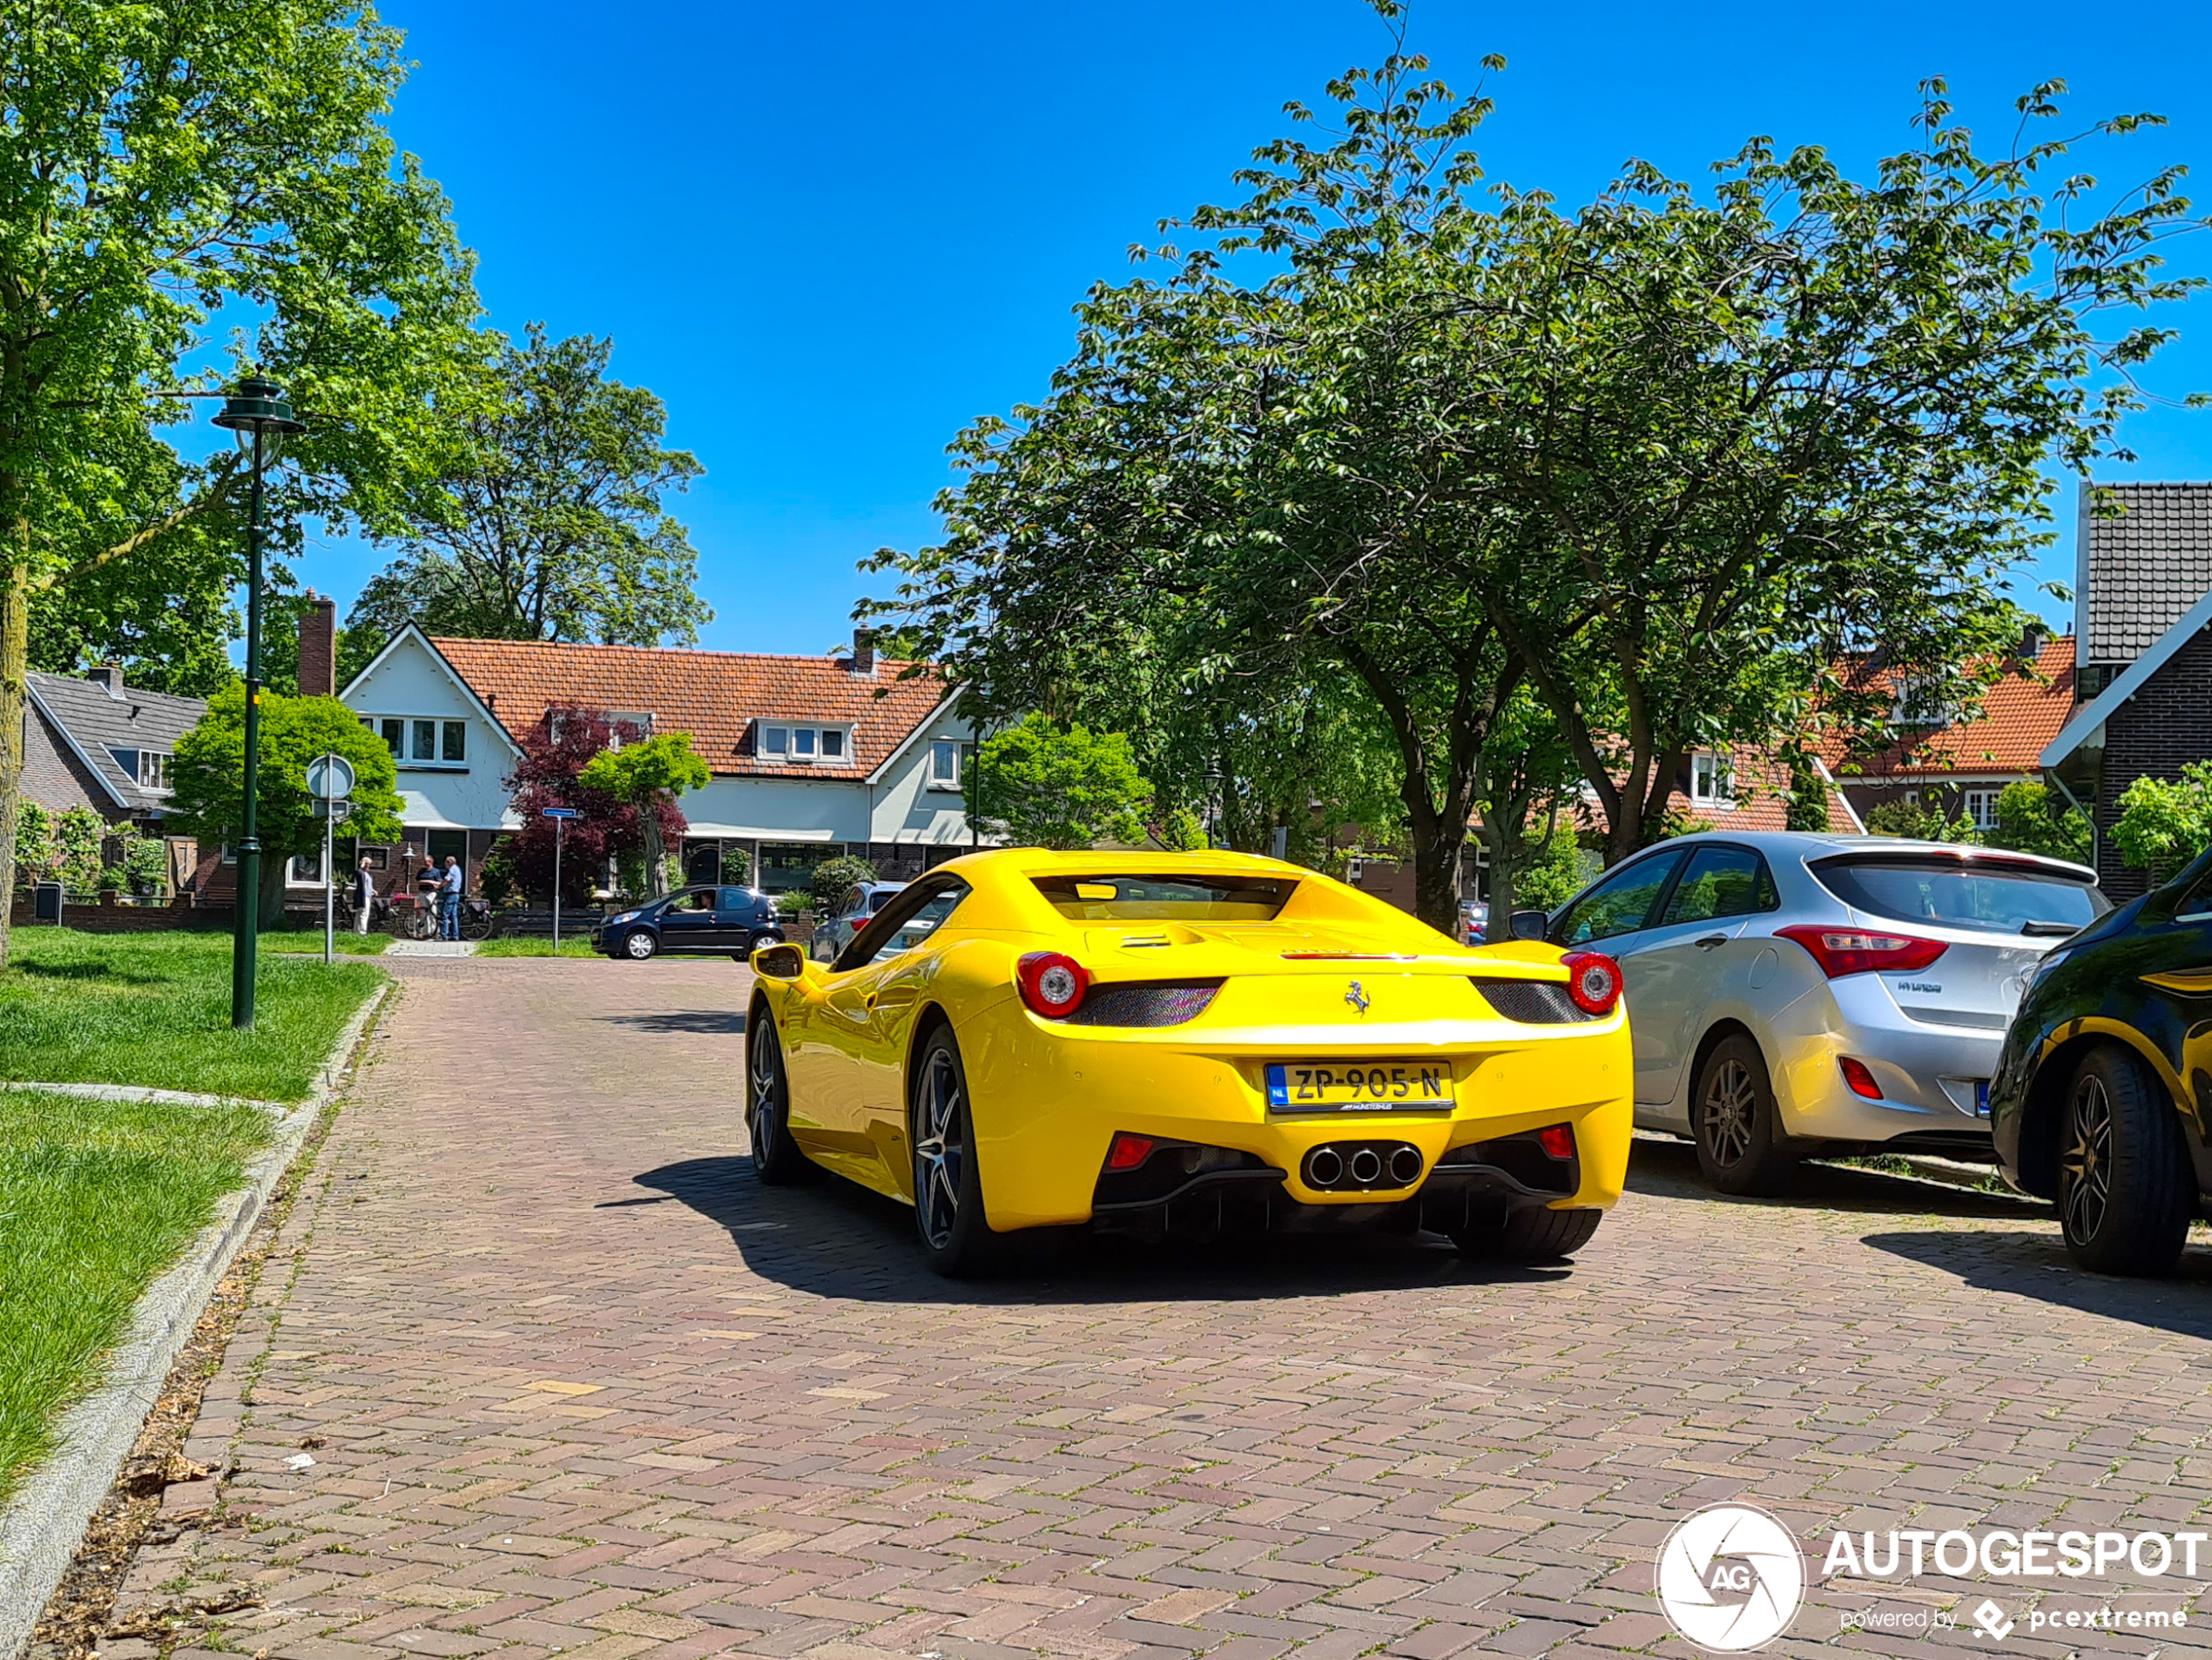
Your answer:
307;0;2212;648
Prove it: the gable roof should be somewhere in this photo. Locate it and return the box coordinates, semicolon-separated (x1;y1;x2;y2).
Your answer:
1819;637;2076;780
422;637;957;779
342;626;523;761
2079;482;2212;665
2042;588;2212;770
25;671;206;813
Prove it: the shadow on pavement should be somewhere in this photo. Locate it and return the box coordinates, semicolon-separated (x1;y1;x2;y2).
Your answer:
1628;1136;2040;1219
1864;1227;2212;1338
630;1154;1580;1304
596;1009;748;1035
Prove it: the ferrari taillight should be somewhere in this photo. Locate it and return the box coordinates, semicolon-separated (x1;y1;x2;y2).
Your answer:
1559;951;1623;1016
1018;951;1089;1017
1537;1124;1575;1160
1776;924;1948;979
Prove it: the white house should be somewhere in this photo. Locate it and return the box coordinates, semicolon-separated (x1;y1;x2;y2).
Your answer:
336;623;987;896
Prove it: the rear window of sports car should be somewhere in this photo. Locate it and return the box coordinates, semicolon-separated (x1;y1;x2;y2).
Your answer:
1033;874;1295;921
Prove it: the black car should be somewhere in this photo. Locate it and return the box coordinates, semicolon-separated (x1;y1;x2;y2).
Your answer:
591;885;785;962
1990;847;2212;1275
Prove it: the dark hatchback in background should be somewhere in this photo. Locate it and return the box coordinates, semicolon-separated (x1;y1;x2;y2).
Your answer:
1991;847;2212;1276
591;885;786;961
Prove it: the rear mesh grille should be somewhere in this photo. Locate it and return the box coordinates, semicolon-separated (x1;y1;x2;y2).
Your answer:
1474;978;1597;1024
1065;981;1224;1028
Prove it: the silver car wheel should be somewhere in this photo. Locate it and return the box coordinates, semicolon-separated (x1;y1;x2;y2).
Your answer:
914;1048;966;1251
747;1027;780;1163
2060;1073;2114;1245
623;930;656;960
1701;1057;1757;1168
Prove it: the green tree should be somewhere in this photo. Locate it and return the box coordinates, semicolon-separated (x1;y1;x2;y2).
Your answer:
577;732;709;901
346;327;709;649
1986;779;2093;863
53;805;103;895
971;715;1154;850
1864;797;1979;843
168;689;404;924
2113;763;2212;880
808;855;877;916
1510;814;1593;913
0;0;480;964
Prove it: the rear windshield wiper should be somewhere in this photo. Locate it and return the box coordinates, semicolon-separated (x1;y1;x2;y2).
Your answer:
2020;920;2079;937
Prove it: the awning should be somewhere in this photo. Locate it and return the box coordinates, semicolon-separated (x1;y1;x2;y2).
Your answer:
680;824;843;842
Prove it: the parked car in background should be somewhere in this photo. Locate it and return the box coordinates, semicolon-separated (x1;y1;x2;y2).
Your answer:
811;881;907;962
1528;832;2107;1193
1990;847;2212;1276
592;885;785;962
1460;901;1491;946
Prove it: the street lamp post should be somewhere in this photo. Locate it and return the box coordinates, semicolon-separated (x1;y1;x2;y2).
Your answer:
212;376;305;1029
543;807;581;948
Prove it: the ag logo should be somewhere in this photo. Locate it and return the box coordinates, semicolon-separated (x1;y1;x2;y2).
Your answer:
1654;1503;1804;1652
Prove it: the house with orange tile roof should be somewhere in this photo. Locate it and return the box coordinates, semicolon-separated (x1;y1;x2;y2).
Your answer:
334;622;987;900
1817;631;2079;833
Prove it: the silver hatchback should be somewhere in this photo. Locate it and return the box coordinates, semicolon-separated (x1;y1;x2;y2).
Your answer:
1537;832;2107;1192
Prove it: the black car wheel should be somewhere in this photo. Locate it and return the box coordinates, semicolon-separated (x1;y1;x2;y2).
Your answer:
910;1028;1001;1278
2057;1044;2192;1276
1691;1035;1797;1196
1453;1206;1602;1261
620;929;657;961
745;1008;816;1184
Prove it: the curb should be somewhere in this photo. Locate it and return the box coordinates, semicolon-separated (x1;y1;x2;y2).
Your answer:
0;978;395;1660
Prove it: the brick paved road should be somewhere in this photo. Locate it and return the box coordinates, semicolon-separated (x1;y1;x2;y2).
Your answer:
111;958;2212;1659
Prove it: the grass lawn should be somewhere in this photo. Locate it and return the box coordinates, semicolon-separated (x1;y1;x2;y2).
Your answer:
265;928;391;955
0;928;384;1101
475;936;600;957
0;1089;270;1502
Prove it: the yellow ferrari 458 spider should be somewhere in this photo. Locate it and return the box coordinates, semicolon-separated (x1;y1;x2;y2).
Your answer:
745;849;1631;1275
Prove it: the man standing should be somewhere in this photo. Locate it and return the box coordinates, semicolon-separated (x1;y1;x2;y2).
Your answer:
354;861;376;935
441;855;463;941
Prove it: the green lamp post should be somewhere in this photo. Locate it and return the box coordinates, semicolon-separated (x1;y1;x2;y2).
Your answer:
212;375;305;1029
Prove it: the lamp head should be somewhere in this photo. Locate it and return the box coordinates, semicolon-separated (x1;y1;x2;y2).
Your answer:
212;375;306;438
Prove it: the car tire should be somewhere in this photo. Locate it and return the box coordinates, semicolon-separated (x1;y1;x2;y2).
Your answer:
2057;1044;2192;1276
621;929;658;962
910;1027;1001;1278
1691;1034;1797;1196
745;1007;817;1185
1453;1205;1602;1261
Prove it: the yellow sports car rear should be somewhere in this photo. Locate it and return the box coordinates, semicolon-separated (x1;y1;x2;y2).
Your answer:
745;849;1631;1275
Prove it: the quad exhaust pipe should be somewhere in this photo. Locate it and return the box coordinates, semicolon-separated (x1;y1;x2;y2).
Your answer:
1302;1140;1425;1192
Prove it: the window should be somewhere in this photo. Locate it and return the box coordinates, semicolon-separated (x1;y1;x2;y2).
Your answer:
930;739;962;788
758;840;839;893
289;847;324;884
1033;872;1295;921
757;722;851;764
412;719;436;761
1658;846;1777;927
2176;869;2212;923
138;751;170;791
107;746;138;781
1689;752;1735;807
361;717;464;765
1962;787;2000;831
220;842;237;865
441;720;466;763
1809;854;2107;935
1892;678;1953;726
838;877;974;971
1555;849;1690;946
379;718;403;757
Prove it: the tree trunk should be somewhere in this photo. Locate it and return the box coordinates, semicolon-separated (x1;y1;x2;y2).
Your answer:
1408;812;1463;939
1478;814;1516;934
0;510;29;969
259;854;287;929
640;808;668;899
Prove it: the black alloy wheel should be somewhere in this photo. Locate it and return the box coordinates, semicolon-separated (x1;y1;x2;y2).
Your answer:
745;1009;815;1184
1691;1034;1796;1196
2057;1044;2191;1276
910;1028;999;1277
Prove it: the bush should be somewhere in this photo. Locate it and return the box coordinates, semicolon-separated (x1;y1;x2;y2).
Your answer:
719;843;752;885
2113;761;2212;878
1156;806;1209;852
477;837;520;907
55;806;105;895
1864;797;1977;843
121;837;169;895
1986;780;2092;864
808;855;877;915
13;801;57;887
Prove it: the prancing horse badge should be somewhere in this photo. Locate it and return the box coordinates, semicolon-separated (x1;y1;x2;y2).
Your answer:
1345;980;1371;1016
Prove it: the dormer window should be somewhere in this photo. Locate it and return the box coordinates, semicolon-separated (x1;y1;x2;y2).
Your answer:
1689;751;1735;808
758;723;851;764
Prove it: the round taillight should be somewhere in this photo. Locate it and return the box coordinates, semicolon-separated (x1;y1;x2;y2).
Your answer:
1018;951;1089;1017
1560;950;1622;1016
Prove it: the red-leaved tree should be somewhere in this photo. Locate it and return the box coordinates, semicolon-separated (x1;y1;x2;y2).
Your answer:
503;705;687;905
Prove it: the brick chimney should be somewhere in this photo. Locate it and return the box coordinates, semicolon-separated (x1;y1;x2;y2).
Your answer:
87;662;127;700
848;626;875;675
299;590;337;697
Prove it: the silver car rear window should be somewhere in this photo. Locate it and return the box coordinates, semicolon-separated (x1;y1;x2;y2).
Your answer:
1810;855;2107;935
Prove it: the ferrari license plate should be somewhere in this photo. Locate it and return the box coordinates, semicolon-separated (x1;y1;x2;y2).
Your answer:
1265;1060;1452;1114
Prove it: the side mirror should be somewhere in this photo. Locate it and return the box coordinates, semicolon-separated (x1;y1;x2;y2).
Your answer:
752;942;808;981
1509;909;1550;942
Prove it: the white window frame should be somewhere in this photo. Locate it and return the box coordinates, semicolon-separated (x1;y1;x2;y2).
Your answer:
928;739;963;790
359;715;468;769
1689;751;1736;809
138;751;171;793
1962;786;2000;830
757;722;854;766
